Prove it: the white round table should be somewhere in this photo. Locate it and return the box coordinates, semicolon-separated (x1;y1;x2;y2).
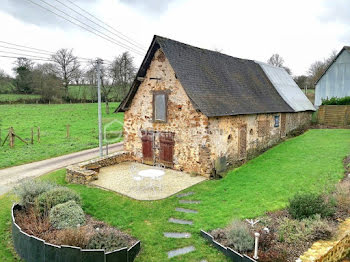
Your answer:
138;169;165;191
138;169;165;178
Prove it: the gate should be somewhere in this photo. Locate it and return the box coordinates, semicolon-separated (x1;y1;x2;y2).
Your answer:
141;130;153;163
159;132;175;167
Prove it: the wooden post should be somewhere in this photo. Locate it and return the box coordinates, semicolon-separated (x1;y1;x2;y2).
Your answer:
66;125;70;138
31;127;34;144
9;127;14;148
0;128;2;147
37;126;40;142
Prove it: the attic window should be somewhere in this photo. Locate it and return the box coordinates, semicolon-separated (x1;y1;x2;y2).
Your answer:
153;92;167;122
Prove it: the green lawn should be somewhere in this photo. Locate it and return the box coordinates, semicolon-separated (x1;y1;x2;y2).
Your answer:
0;103;123;169
0;94;40;103
0;129;349;261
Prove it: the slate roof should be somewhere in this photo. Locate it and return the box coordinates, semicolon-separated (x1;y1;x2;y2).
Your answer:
116;36;303;117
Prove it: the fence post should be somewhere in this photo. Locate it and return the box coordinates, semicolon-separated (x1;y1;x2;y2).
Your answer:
106;143;109;156
37;127;40;142
31;127;34;144
9;127;14;148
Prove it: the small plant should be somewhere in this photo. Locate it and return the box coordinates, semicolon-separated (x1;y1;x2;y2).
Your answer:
14;179;56;208
87;229;128;252
277;215;335;244
49;200;85;229
333;181;350;216
258;249;288;262
321;96;350;105
54;227;91;248
287;193;335;219
225;220;254;252
36;187;81;214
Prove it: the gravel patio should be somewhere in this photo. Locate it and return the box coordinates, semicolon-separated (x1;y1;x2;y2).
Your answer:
91;162;207;200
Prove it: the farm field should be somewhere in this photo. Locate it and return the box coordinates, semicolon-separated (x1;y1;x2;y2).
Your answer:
0;103;123;169
0;129;349;261
0;94;41;103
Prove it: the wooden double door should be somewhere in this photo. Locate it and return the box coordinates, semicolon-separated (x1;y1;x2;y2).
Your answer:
141;130;175;167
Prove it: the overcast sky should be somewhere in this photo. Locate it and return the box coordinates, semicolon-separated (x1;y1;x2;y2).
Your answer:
0;0;349;76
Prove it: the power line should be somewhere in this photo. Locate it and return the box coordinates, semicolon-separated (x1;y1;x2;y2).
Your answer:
65;0;145;50
0;50;54;61
0;45;54;56
0;40;53;54
0;55;52;62
26;0;144;56
53;0;146;52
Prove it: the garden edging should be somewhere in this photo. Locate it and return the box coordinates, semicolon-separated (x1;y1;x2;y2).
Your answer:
11;204;141;262
200;229;257;262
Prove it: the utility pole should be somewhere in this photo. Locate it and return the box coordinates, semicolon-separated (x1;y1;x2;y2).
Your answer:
96;58;103;157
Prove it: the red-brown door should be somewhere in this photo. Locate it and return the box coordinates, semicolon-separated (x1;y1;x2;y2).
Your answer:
141;130;153;163
159;132;175;167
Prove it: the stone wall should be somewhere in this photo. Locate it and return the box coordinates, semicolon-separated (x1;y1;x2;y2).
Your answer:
66;151;133;184
300;218;350;262
123;49;210;176
208;111;312;171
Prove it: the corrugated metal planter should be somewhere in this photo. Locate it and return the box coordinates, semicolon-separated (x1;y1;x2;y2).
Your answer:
11;204;141;262
200;230;257;262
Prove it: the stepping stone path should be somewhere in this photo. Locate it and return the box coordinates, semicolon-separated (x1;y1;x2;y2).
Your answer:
175;207;198;214
165;191;207;260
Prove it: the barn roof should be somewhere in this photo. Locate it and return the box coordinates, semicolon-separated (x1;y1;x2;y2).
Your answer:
116;36;313;117
315;46;350;85
257;62;315;112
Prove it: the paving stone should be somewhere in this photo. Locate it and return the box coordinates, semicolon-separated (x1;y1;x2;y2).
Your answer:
168;218;193;225
163;232;192;238
179;200;201;204
176;207;198;214
167;246;195;258
176;192;195;198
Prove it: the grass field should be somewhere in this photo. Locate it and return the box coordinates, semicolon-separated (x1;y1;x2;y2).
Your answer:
0;103;123;169
0;94;41;103
1;129;349;261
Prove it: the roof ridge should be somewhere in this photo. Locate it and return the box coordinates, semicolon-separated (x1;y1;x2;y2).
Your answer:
154;35;254;63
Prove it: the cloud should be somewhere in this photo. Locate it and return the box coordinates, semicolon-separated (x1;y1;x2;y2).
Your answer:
320;0;350;24
119;0;176;14
0;0;97;28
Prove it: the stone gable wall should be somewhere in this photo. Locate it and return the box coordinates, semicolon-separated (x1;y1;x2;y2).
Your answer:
123;49;211;176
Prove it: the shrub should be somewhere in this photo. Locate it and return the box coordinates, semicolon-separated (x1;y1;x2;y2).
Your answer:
277;215;335;244
15;179;56;208
53;227;91;248
87;229;128;252
36;187;81;214
14;207;51;238
287;193;335;219
333;181;350;215
225;220;254;252
322;96;350;105
49;200;85;229
258;249;288;262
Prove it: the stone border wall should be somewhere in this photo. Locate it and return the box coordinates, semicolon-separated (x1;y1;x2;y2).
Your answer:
318;105;350;126
200;230;257;262
12;204;141;262
66;151;134;184
300;218;350;262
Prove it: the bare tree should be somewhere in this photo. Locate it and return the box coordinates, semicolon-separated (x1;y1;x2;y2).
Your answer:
109;52;136;101
51;49;80;96
267;53;292;75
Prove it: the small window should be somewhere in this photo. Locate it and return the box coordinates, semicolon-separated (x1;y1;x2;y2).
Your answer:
153;93;167;122
274;115;280;127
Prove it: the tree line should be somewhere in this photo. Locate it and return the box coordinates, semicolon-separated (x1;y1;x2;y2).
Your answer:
0;49;136;111
266;51;337;90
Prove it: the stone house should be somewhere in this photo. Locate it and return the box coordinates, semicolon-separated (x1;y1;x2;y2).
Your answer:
115;36;315;177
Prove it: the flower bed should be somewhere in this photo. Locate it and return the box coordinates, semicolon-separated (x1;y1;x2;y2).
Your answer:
11;179;140;262
201;156;350;262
